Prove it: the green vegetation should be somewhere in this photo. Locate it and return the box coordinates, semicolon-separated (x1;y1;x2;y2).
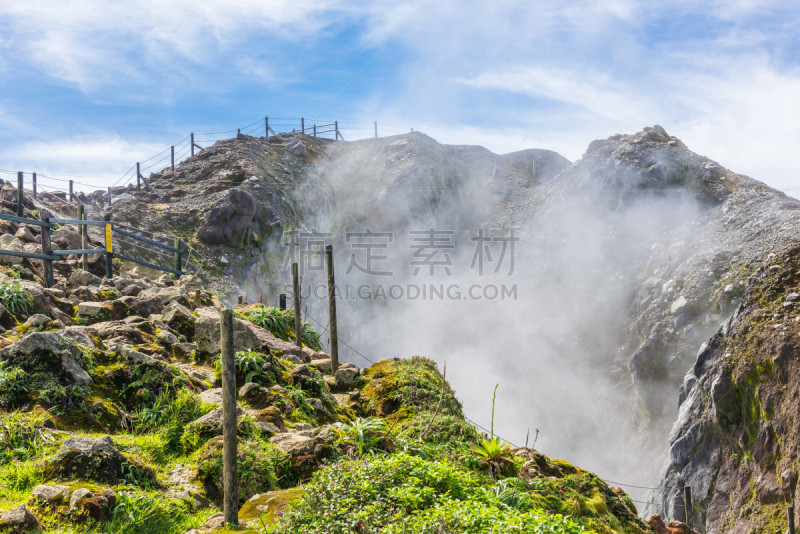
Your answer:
239;305;322;350
0;282;33;315
331;416;392;456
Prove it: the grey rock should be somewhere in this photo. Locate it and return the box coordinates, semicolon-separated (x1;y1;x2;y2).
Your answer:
334;366;359;386
0;331;91;385
70;269;102;288
269;432;313;455
197;188;260;246
193;404;243;426
14;226;36;243
0;504;42;532
156;330;179;346
194;308;305;360
23;314;51;328
69;488;94;509
31;484;70;504
198;388;223;405
52;228;83;250
63;435;116;453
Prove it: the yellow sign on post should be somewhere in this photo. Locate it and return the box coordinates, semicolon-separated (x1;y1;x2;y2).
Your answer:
105;223;112;253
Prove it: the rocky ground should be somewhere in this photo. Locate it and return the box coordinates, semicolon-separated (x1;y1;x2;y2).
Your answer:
0;243;656;532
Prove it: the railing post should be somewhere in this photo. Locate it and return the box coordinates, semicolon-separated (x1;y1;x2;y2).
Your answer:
301;118;304;134
77;205;88;271
265;117;269;138
335;121;339;140
174;237;182;274
32;173;37;201
326;245;338;373
292;263;302;346
136;163;141;191
69;180;74;202
684;486;692;527
107;187;112;206
219;308;239;526
16;172;23;216
411;128;414;132
191;133;195;156
40;209;53;288
171;146;175;173
279;294;286;310
195;289;201;307
103;214;113;279
374;121;377;138
789;506;795;534
313;124;317;137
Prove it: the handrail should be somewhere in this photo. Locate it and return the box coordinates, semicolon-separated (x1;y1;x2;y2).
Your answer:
53;249;105;255
113;252;183;276
111;226;184;254
0;249;58;261
0;213;54;228
48;218;106;226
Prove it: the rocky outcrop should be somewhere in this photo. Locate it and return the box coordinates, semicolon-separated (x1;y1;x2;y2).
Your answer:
197;188;263;246
647;244;800;533
45;436;156;487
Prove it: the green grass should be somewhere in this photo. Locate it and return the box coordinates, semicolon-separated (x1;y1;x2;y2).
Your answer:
240;305;322;351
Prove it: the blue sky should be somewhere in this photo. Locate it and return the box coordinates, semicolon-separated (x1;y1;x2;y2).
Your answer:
0;0;799;196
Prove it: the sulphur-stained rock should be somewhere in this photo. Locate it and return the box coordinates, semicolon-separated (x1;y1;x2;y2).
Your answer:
0;504;42;532
23;314;51;328
46;436;155;487
237;487;305;527
69;488;93;509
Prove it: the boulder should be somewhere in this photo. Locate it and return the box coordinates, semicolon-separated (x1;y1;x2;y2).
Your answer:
156;330;179;346
69;488;93;509
269;433;313;456
76;301;126;324
23;314;51;329
31;484;71;505
46;436;155;486
69;269;101;288
334;366;359;386
0;235;24;265
238;382;270;409
14;226;36;243
172;342;196;359
194;309;305;360
0;331;91;386
71;488;117;521
197;188;260;246
117;295;163;317
255;406;287;432
198;388;223;405
0;505;42;532
70;286;97;302
237;487;305;527
0;303;18;330
52;228;83;251
288;138;306;156
309;358;331;372
162;301;195;339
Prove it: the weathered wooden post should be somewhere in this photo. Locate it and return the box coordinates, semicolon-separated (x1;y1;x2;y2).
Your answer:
301;118;305;134
326;245;339;374
238;295;243;305
292;263;302;346
77;205;88;270
40;209;54;288
69;180;74;202
171;146;175;173
237;129;240;136
789;506;795;534
279;294;286;310
195;289;201;307
219;308;239;525
684;486;692;527
107;187;112;206
191;133;195;156
313;124;317;137
174;238;182;274
16;172;23;216
265;117;269;138
103;214;113;279
136;163;141;191
335;121;339;140
32;173;36;201
374;121;377;138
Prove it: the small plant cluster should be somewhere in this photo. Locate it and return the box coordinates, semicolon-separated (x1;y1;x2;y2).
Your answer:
214;349;284;386
240;305;322;351
0;282;33;315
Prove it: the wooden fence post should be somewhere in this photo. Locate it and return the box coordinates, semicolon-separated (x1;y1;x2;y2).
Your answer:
684;486;692;527
107;187;112;206
326;245;339;373
313;125;317;137
103;214;113;279
238;295;243;305
279;294;286;310
301;118;304;134
374;121;377;138
69;180;74;202
191;133;195;156
789;506;795;534
16;172;23;216
174;238;182;274
40;209;54;288
195;289;201;307
219;308;239;525
292;263;302;346
136;163;141;191
32;173;36;201
77;205;87;271
171;146;175;173
335;121;339;140
265;117;269;138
